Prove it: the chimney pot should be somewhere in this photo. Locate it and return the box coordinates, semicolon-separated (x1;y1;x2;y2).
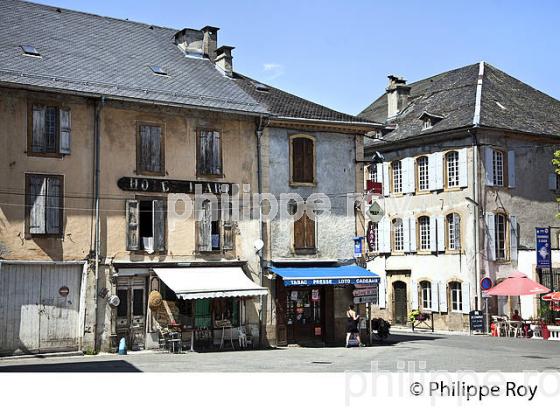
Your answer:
201;25;219;62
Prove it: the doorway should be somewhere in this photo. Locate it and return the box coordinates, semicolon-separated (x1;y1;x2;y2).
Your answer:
116;277;147;350
393;281;408;325
284;287;325;345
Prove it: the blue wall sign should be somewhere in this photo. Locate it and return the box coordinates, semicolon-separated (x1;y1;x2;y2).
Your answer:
353;237;363;258
536;227;552;269
284;277;380;287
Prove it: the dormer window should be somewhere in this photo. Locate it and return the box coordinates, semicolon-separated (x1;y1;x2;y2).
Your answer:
423;118;432;130
21;45;41;57
418;111;444;131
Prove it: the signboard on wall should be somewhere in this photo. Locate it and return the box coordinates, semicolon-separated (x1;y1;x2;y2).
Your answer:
284;277;379;287
536;227;552;268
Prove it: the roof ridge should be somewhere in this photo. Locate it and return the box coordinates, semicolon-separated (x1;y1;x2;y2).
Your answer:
11;0;181;32
472;61;485;126
400;62;481;89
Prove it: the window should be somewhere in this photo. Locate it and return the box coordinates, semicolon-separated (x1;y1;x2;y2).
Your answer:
418;216;430;251
197;129;222;176
446;151;460;188
416;156;429;191
391;160;402;193
392;218;404;252
294;210;316;253
367;221;378;252
197;200;233;252
446;213;461;250
495;213;507;260
26;174;63;236
21;45;40;57
28;104;71;155
449;281;462;312
420;281;432;310
422;118;432;130
367;164;378;182
492;150;504;186
149;65;168;76
126;199;166;252
137;124;164;175
291;136;315;184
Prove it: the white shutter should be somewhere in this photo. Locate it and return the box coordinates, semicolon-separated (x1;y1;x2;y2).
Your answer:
429;215;437;251
409;217;417;252
437;215;445;252
382;162;390;196
428;154;436;191
458;148;468;188
549;173;558;191
411;279;418;310
434;152;444;190
508;150;516;188
408;158;416;193
59;108;71;155
431;281;439;312
28;175;46;234
438;282;448;312
401;158;415;194
484;147;494;186
461;282;471;314
376;163;383;183
486;212;496;261
403;215;411;252
510;215;518;262
378;217;390;253
378;276;387;308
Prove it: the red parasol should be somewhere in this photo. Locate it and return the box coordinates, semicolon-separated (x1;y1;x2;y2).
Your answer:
542;292;560;301
486;271;550;296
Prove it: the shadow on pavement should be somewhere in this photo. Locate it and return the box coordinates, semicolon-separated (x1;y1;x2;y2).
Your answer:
0;360;141;372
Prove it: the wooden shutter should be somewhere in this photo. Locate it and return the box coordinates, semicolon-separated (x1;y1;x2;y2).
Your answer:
433;152;444;190
438;282;448;312
211;131;222;175
382;163;390;196
304;212;315;249
223;221;234;250
197;201;212;251
139;125;162;173
461;282;471;314
31;105;46;153
408;216;417;252
292;138;304;182
458;148;468;188
303;138;314;183
126;200;140;250
508;150;516;188
205;131;213;174
411;279;418;310
436;215;445;252
293;213;306;250
45;177;62;234
431;281;439;312
429;215;437;251
28;175;46;234
152;199;166;251
197;130;207;174
59;108;71;154
484;147;494;186
510;215;518;262
403;215;410;252
486;212;496;261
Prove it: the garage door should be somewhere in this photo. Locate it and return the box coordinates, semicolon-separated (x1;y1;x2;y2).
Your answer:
0;263;84;356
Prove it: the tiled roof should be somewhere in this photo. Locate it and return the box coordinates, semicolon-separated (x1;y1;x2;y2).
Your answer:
360;62;560;147
0;0;266;114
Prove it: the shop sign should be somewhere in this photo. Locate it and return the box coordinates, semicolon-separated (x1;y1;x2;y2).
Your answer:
353;287;376;297
314;327;322;336
536;227;552;268
284;277;379;287
311;289;320;301
118;176;232;194
353;295;378;304
353;237;363;258
366;200;384;223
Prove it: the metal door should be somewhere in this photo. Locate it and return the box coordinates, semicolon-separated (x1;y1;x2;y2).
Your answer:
393;281;408;325
0;263;82;355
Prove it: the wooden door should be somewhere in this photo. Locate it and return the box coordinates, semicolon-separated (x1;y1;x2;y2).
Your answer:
393;281;408;325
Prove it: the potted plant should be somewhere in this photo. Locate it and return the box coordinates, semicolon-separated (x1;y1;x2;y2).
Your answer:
409;310;427;322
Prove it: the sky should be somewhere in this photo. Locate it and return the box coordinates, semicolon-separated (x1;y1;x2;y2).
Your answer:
31;0;560;116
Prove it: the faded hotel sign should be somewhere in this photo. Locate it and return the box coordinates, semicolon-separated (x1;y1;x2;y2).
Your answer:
118;176;232;194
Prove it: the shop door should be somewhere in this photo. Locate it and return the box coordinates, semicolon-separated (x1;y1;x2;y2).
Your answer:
393;281;407;325
286;288;323;344
116;277;146;350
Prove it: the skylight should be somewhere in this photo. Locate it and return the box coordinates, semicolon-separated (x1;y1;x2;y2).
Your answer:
254;83;270;92
149;65;168;76
21;45;40;57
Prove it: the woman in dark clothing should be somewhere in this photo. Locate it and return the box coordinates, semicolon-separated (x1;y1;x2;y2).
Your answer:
345;304;362;347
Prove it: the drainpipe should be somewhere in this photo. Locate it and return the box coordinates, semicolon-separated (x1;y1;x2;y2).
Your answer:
93;96;104;352
256;116;265;347
469;129;482;311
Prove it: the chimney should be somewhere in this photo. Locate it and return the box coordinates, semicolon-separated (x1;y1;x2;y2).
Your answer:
215;46;234;77
386;75;410;118
201;26;219;62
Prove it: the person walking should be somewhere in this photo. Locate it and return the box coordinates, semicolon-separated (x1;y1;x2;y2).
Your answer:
345;304;363;347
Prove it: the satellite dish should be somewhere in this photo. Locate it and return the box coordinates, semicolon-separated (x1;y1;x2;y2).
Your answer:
108;295;121;308
254;239;264;251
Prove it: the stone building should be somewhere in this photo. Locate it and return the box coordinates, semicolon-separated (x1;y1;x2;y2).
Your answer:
360;62;560;331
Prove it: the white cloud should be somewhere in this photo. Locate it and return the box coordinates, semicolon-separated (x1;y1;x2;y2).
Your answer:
262;63;285;80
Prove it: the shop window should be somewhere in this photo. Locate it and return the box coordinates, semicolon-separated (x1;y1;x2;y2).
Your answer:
212;298;240;327
291;135;315;184
392;218;404;252
446;151;459;188
449;281;462;312
286;289;321;326
418;216;430;251
420;281;432;310
446;213;461;250
28;104;71;155
137;124;164;175
391;160;402;193
416;156;429;191
126;199;166;252
197;129;222;176
26;174;63;236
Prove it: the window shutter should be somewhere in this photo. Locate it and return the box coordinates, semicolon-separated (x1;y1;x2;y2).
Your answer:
401;158;411;193
46;177;61;234
378;276;387;308
428;154;436;191
408;216;417;252
375;163;383;184
28;175;46;234
59;108;71;155
484;147;494;186
303;139;314;183
126;200;140;250
150;126;162;173
382;162;390;196
510;215;518;262
378;217;389;253
402;215;410;252
438;282;448;312
434;152;444;190
429;215;437;251
458;148;468;188
304;213;315;249
461;282;471;314
31;105;46;153
198;201;212;252
431;281;439;312
549;173;558;190
211;131;222;175
139;125;152;172
292;138;304;182
508;150;516;188
486;212;496;261
223;222;234;250
411;279;418;310
436;215;445;252
293;214;305;250
152;199;166;251
198;130;207;174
